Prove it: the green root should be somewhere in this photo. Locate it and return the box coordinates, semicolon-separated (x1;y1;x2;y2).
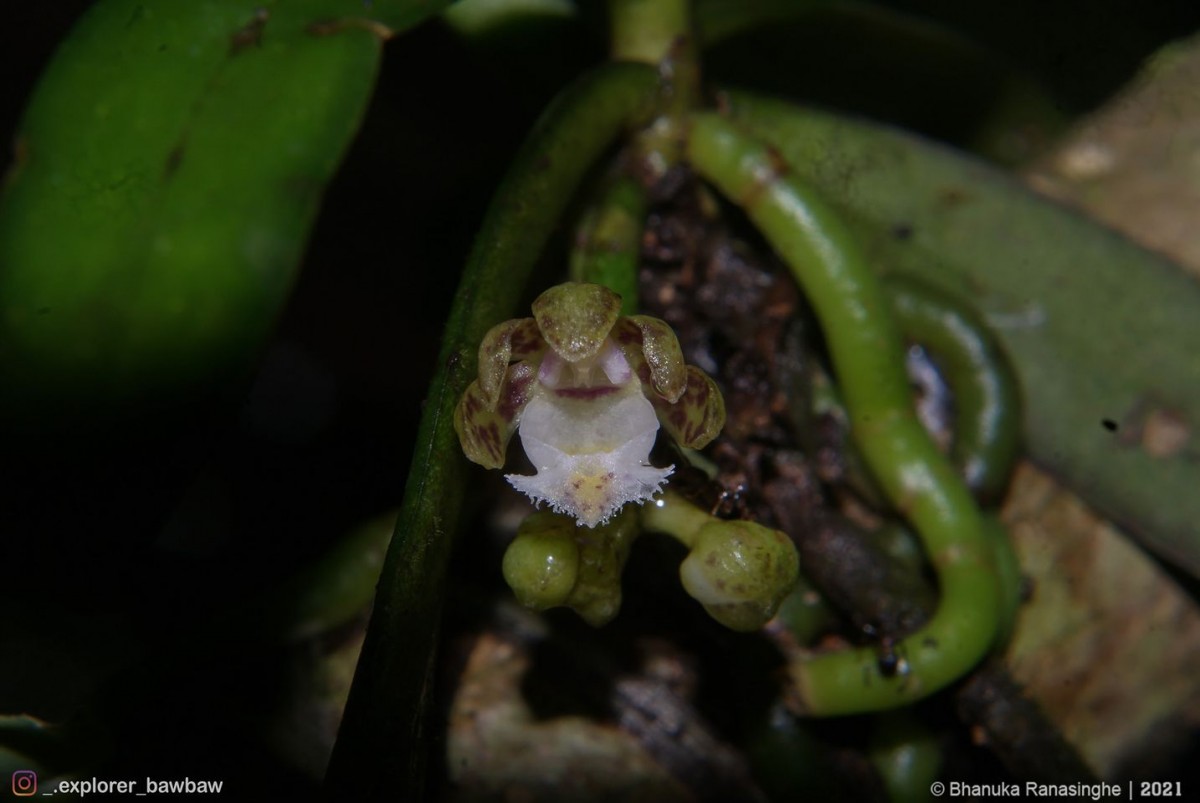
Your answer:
886;275;1022;504
687;112;1002;715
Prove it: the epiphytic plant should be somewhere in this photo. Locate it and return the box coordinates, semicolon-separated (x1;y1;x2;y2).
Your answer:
7;1;1200;799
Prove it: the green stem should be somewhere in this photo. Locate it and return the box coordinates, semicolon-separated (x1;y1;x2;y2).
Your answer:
569;174;647;314
686;112;999;716
608;0;699;178
638;487;718;548
886;275;1022;504
609;0;692;64
324;62;659;798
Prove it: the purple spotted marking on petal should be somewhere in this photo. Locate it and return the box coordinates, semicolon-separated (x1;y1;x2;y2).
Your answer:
455;359;539;470
497;361;537;422
613;316;687;402
652;366;726;449
478;318;545;406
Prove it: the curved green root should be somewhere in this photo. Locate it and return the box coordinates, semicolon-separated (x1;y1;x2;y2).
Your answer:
686;112;1001;716
887;275;1022;504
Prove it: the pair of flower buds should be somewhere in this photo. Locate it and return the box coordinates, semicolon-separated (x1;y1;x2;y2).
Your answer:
454;282;799;630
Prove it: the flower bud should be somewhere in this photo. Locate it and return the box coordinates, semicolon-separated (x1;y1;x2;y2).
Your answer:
679;520;800;631
501;508;641;626
502;512;580;610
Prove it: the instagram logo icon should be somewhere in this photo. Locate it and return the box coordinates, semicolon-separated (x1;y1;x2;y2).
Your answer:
11;770;37;796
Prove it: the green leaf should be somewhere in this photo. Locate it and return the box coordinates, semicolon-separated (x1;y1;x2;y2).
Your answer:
0;0;450;427
726;90;1200;577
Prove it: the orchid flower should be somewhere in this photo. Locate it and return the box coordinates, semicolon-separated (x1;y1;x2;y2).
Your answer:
454;282;725;527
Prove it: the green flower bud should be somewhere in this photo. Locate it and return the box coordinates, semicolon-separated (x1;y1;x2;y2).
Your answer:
502;512;580;610
500;508;641;626
679;520;800;632
562;508;640;626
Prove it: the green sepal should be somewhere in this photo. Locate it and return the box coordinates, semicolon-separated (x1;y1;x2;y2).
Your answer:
531;281;622;362
611;314;726;447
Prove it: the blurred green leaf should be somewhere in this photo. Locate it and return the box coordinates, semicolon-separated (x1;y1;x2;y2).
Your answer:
0;0;450;428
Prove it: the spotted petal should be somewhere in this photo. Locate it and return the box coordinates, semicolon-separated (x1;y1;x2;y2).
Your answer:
651;365;726;449
612;315;687;402
531;282;622;363
477;317;545;406
454;361;538;469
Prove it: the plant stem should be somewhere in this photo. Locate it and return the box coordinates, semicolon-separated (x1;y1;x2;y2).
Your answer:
609;0;692;64
639;487;718;547
609;0;699;179
569;174;647;314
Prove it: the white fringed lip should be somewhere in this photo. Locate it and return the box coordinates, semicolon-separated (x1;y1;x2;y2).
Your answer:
506;351;672;528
